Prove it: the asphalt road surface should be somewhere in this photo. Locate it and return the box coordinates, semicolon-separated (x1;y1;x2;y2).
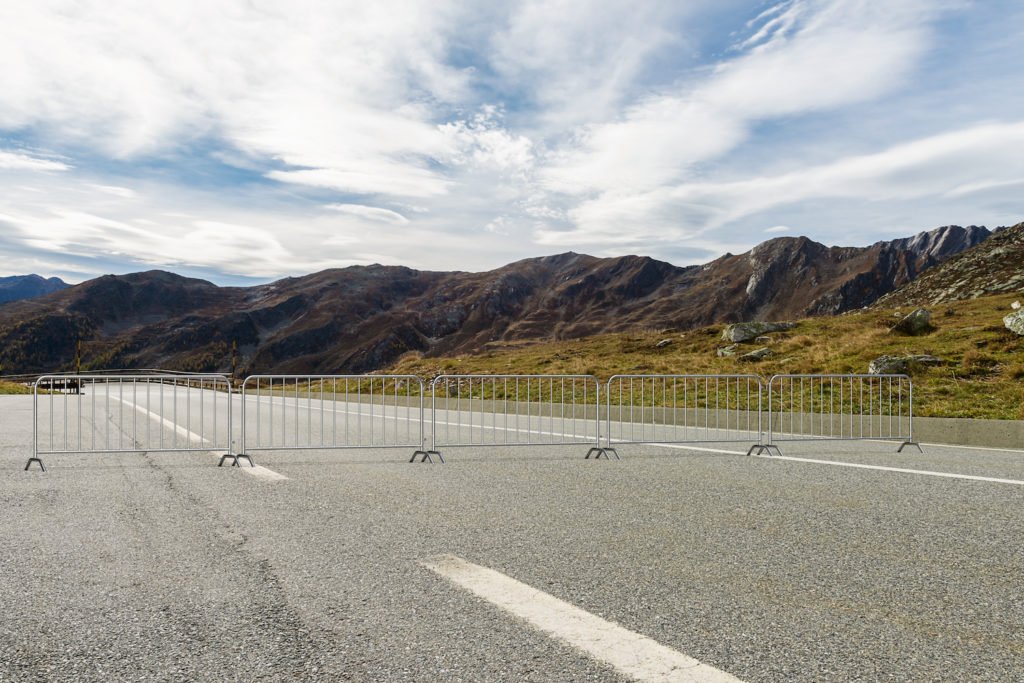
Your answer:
2;390;1023;682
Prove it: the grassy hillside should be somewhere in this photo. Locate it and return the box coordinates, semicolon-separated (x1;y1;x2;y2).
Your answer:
387;292;1024;420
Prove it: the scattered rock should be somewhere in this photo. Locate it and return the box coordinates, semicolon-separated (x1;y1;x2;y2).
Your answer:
1012;300;1021;310
739;347;773;362
868;354;943;374
720;321;795;343
717;345;739;357
754;335;773;343
655;339;673;348
889;308;932;335
1005;310;1024;336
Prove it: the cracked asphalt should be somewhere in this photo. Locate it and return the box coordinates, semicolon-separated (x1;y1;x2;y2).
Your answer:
2;393;1023;682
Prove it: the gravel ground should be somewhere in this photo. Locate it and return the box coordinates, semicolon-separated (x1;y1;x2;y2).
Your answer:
2;393;1023;682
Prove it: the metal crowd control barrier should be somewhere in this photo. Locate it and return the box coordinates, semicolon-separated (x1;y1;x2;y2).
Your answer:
27;374;233;471
427;375;612;460
606;375;764;455
232;375;429;466
753;374;920;456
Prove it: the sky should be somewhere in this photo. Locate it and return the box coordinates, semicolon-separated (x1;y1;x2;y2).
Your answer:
1;0;1023;286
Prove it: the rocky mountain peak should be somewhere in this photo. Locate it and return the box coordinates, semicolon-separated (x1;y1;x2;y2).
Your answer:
876;222;1024;306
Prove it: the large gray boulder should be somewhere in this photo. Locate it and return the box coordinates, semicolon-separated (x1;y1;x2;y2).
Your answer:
721;321;796;343
868;354;942;375
889;308;932;335
1005;310;1024;336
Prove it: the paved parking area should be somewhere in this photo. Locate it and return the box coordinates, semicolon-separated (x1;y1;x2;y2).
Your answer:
2;394;1023;681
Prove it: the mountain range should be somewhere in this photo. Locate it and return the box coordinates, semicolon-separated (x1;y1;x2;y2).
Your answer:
0;223;1006;375
0;275;68;305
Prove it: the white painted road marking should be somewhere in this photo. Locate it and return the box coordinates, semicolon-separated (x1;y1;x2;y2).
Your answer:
237;463;289;481
112;395;206;444
922;441;1024;455
110;395;288;480
650;443;1024;486
421;554;744;683
764;454;1024;486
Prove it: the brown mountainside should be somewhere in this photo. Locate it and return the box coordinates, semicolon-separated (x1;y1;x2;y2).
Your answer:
0;224;995;375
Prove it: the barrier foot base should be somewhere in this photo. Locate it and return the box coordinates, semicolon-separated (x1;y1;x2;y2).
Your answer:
217;452;237;467
412;450;444;464
585;447;619;460
24;457;46;472
748;444;782;457
897;441;923;453
234;453;256;468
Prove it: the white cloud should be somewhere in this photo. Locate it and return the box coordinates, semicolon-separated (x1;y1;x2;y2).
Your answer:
325;204;410;225
0;0;476;198
439;107;534;174
764;225;791;233
0;150;70;172
540;120;1024;248
489;0;703;129
87;184;137;198
669;120;1024;231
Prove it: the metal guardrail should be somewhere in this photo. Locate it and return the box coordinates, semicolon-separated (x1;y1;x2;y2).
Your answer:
27;374;233;471
428;375;613;459
753;374;920;456
606;375;764;454
233;375;429;466
23;370;922;470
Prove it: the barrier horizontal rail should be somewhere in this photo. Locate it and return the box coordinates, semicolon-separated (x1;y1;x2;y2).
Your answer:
428;375;614;459
606;375;764;454
755;373;920;456
234;375;429;466
27;374;233;471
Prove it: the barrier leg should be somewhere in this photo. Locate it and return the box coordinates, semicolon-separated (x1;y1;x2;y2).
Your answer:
897;441;923;453
234;453;255;467
24;457;46;472
411;449;443;463
217;452;237;467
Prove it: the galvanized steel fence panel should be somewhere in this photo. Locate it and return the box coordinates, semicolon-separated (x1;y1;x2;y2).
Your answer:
428;375;604;456
28;374;233;471
762;374;918;454
606;374;764;448
238;375;427;463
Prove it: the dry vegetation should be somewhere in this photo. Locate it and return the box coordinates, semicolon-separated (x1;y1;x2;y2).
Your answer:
0;380;33;395
387;292;1024;420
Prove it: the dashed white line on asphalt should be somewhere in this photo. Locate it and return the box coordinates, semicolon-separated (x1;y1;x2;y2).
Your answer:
111;396;288;480
650;443;1024;486
112;395;206;444
421;554;744;683
237;464;289;481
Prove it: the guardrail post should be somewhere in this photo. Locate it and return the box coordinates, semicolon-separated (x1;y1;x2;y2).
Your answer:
25;380;46;471
412;378;442;463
